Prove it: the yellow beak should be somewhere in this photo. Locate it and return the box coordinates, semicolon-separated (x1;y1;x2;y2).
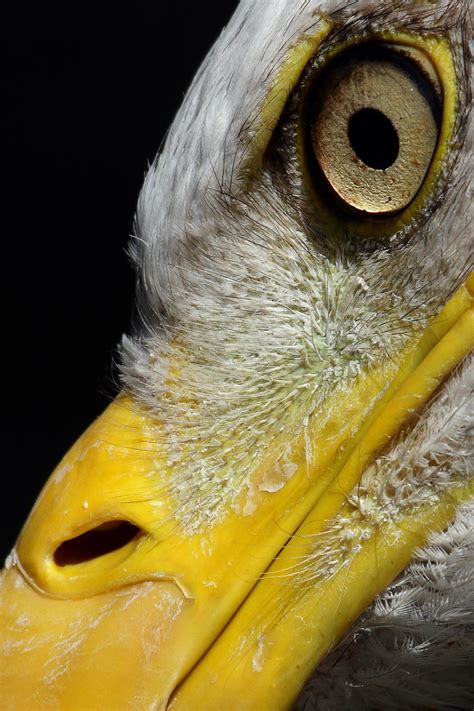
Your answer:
1;274;473;710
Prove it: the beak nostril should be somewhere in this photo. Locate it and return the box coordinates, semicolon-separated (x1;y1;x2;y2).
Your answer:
53;521;141;567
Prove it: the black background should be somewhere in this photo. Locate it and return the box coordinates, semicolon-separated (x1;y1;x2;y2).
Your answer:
2;1;239;560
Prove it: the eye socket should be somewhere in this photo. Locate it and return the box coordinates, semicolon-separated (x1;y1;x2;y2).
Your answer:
306;43;442;218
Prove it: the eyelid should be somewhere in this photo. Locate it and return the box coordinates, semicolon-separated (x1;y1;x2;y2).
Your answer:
240;18;332;180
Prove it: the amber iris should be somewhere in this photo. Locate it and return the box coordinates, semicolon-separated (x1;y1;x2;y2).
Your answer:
309;43;442;216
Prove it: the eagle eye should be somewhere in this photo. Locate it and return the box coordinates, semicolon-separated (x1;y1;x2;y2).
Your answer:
307;43;442;218
259;33;457;242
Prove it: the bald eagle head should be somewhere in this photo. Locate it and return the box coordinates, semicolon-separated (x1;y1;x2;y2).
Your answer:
1;1;472;709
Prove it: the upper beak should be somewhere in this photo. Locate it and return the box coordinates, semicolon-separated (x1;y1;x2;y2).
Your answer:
1;274;473;710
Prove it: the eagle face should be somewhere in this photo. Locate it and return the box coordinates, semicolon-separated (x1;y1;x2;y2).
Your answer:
1;1;472;709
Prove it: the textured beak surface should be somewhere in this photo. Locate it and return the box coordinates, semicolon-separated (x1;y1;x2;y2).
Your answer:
1;275;473;710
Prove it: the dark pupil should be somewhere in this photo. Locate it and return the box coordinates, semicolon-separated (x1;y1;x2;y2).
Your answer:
348;108;399;170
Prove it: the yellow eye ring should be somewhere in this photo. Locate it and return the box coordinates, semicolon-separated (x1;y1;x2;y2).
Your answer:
297;31;458;240
308;44;441;216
